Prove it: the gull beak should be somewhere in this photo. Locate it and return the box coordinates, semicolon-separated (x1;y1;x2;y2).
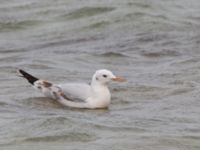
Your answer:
112;76;126;82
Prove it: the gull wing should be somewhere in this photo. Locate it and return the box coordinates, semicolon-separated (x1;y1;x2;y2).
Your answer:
58;83;92;102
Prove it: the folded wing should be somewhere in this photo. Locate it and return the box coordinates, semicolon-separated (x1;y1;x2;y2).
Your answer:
58;83;92;102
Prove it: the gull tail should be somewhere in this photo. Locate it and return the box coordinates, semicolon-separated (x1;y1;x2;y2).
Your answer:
18;69;39;85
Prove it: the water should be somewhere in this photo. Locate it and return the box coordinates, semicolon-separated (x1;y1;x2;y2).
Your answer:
0;0;200;149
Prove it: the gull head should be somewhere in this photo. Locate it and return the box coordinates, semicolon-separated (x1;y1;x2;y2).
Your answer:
92;69;126;85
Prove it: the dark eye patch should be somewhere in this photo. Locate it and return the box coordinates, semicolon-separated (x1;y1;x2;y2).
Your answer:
103;74;107;78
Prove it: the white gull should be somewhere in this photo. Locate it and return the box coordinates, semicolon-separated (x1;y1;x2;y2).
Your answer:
18;69;126;109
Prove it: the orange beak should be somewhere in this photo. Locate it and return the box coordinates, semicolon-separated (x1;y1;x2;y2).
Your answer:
112;76;126;82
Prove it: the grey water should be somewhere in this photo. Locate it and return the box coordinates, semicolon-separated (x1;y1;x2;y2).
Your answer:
0;0;200;149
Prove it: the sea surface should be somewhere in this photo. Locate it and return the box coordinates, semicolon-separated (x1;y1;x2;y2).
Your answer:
0;0;200;149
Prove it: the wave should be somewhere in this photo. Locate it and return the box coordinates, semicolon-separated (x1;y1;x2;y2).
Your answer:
96;52;129;58
60;7;115;20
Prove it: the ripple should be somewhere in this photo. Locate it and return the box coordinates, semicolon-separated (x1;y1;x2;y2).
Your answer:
0;49;27;53
26;64;54;70
96;52;129;58
61;7;115;20
0;55;24;63
21;97;62;109
0;20;41;32
86;21;110;29
92;123;145;133
136;33;170;43
167;87;193;96
141;50;181;58
182;136;200;140
24;132;96;142
0;101;10;107
34;36;103;50
127;2;153;9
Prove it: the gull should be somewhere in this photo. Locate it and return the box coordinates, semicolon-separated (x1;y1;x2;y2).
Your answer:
18;69;126;109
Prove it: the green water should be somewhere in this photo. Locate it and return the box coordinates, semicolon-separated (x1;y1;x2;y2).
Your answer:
0;0;200;149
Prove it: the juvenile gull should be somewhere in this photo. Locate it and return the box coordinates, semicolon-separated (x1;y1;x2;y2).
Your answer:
18;69;126;109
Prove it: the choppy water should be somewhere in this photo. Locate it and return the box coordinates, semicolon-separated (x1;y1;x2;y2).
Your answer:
0;0;200;149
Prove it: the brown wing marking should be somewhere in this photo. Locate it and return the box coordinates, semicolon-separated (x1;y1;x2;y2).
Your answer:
42;80;52;87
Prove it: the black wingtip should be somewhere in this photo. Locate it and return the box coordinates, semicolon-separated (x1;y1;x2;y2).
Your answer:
18;69;39;85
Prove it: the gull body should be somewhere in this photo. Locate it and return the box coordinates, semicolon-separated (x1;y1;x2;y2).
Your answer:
19;69;125;109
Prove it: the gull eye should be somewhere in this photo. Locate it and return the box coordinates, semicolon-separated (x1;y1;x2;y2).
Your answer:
103;74;107;78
